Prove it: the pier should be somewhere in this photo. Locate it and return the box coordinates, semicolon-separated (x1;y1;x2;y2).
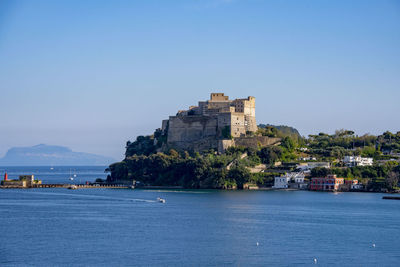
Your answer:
0;184;130;189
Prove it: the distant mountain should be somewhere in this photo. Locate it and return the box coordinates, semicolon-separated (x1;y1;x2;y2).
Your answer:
0;144;116;166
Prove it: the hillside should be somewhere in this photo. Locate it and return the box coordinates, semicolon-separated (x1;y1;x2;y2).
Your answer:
258;124;301;138
108;127;400;191
107;124;301;188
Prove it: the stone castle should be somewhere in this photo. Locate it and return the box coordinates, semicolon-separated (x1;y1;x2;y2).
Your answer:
160;93;279;152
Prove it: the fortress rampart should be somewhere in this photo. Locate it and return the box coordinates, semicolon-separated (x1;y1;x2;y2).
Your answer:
161;93;277;152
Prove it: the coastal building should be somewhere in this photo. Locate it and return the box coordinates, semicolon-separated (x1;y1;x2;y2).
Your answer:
273;175;291;189
351;183;364;190
343;156;373;167
310;174;344;191
289;173;308;189
273;172;307;189
342;179;360;191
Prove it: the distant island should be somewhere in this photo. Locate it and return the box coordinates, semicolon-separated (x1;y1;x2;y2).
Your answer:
0;144;115;166
107;93;400;192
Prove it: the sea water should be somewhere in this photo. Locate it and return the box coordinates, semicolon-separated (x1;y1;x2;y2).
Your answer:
0;167;399;266
0;166;107;184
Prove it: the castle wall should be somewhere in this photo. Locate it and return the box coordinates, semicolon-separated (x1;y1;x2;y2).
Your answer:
204;102;231;115
169;136;220;152
161;120;169;134
167;115;218;146
217;137;281;153
234;136;281;148
218;139;235;153
217;113;231;128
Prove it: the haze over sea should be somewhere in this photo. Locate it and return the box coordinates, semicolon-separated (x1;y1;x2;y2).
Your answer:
1;166;399;266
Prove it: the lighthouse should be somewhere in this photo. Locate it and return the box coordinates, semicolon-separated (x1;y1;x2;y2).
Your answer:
4;172;8;181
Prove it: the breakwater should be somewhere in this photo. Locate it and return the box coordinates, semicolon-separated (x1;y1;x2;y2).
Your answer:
382;196;400;200
0;184;130;189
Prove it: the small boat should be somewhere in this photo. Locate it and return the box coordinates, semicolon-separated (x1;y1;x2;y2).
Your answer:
68;185;78;190
68;169;73;181
68;169;76;181
157;197;166;203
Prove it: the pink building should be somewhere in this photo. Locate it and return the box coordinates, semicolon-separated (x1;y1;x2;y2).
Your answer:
310;174;344;191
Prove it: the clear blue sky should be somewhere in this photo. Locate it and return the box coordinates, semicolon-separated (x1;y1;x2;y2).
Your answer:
0;0;399;160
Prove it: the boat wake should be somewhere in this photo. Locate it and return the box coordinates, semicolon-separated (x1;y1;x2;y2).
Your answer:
6;190;157;203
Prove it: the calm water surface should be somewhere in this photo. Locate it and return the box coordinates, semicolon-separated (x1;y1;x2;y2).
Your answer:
0;167;399;266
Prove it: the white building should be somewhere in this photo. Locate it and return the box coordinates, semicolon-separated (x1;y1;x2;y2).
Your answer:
273;175;291;189
343;156;373;167
299;156;317;161
273;172;306;189
294;175;305;184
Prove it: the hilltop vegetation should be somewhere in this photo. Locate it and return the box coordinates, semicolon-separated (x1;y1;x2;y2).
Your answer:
108;148;279;189
107;124;298;188
258;124;301;138
307;130;400;161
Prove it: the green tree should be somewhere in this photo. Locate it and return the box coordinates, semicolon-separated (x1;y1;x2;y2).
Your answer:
311;167;331;177
385;171;399;191
257;146;283;165
228;165;251;189
281;136;296;152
